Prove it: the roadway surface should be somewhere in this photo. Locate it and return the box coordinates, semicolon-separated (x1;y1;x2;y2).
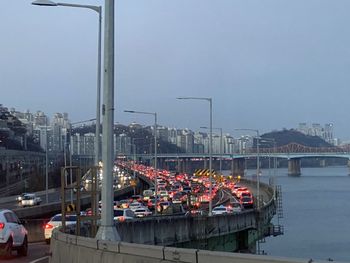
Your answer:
1;242;49;263
0;189;61;210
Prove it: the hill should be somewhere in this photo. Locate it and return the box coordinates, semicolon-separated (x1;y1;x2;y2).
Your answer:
259;129;333;148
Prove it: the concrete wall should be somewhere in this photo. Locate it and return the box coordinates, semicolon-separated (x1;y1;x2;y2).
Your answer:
23;219;46;242
49;230;337;263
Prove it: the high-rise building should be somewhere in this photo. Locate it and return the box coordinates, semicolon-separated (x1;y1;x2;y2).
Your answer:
115;133;131;155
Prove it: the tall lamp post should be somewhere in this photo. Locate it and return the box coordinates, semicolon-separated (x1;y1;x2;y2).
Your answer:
200;126;223;175
234;128;260;209
45;116;49;204
260;138;277;198
177;97;213;216
31;0;102;167
124;110;158;215
33;0;118;240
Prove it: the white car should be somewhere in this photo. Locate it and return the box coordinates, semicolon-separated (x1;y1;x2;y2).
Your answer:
133;207;152;218
128;202;143;211
0;209;28;257
20;193;42;207
44;214;77;244
230;202;243;213
16;193;29;203
113;209;134;222
212;205;233;215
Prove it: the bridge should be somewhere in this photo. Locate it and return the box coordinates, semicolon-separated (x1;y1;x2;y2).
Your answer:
125;143;350;176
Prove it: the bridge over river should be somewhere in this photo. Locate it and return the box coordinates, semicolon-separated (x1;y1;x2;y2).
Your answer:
127;143;350;176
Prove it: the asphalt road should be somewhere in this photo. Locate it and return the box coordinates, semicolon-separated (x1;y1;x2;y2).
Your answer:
1;242;50;263
0;190;61;210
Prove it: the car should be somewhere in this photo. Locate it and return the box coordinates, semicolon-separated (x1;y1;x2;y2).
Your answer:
240;196;254;209
133;207;152;218
128;202;143;211
142;190;153;201
130;195;143;203
212;205;233;215
118;199;131;209
16;193;29;203
240;192;253;199
185;209;207;216
156;201;171;213
44;214;77;244
229;202;243;213
113;209;134;222
0;209;28;257
182;186;192;193
20;193;42;207
235;187;249;199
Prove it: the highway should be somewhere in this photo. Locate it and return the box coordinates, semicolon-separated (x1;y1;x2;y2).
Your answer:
0;189;61;211
1;242;49;263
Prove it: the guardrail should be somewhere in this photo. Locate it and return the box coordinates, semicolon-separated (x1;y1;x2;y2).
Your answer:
50;229;335;263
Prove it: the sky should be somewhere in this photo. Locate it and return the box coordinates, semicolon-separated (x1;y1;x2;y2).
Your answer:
2;1;350;140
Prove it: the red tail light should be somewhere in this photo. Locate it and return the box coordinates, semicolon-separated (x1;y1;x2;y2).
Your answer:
0;222;5;230
44;223;54;229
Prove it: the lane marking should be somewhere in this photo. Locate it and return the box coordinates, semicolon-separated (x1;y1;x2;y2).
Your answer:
29;255;49;263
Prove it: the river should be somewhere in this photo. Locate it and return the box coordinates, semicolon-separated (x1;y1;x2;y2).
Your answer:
242;166;350;262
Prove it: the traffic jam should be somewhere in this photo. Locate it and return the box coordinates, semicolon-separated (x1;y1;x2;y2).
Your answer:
115;161;255;217
42;162;255;244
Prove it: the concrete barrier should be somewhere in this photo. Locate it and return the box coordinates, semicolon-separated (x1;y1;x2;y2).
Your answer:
49;230;344;263
23;218;47;243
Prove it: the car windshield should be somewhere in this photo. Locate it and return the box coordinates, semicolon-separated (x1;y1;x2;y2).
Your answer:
114;210;124;217
22;195;34;200
51;215;77;221
214;208;226;211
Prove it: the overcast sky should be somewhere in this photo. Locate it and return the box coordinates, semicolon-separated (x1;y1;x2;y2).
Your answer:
2;1;350;139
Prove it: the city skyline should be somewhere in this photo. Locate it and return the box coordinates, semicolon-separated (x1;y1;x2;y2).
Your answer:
1;105;340;161
3;103;338;142
2;1;350;139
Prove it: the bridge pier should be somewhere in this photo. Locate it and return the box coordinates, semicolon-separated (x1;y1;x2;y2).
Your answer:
231;158;245;177
203;158;208;169
288;158;301;176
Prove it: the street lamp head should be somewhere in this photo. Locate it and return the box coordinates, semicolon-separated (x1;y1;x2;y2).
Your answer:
124;110;135;113
32;0;57;6
177;97;211;102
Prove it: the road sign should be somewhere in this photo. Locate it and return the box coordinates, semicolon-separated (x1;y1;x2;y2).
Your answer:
66;204;75;212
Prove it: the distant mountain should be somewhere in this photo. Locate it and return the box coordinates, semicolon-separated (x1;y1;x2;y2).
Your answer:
259;129;333;148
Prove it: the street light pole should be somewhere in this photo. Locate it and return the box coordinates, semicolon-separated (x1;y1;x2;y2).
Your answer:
124;110;158;215
234;128;260;210
31;0;102;167
260;138;277;198
200;126;223;175
32;0;119;240
97;0;119;241
45;116;49;204
177;97;213;216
